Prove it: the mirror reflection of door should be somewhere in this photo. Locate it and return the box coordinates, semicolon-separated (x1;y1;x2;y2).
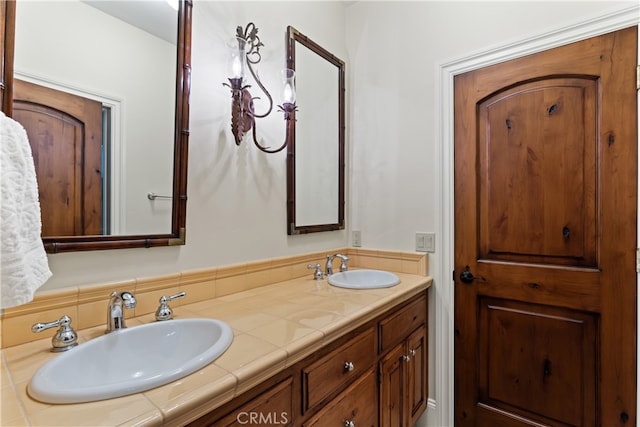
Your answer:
13;79;104;236
13;0;177;240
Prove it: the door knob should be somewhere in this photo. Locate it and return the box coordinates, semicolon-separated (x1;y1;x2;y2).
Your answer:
459;266;486;284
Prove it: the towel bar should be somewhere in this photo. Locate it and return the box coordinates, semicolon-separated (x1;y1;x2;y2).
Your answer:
147;192;172;200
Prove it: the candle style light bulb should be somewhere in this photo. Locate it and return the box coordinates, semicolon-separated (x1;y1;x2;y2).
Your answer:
282;69;296;104
228;37;246;80
283;83;295;104
231;56;243;79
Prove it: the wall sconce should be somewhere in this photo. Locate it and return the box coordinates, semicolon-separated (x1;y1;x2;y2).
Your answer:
223;23;297;153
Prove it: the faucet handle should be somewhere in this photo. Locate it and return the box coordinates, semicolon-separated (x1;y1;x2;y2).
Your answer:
32;315;78;352
307;264;324;280
335;254;349;272
155;291;186;321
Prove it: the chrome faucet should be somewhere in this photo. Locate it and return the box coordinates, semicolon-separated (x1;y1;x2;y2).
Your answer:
106;291;136;333
326;253;349;276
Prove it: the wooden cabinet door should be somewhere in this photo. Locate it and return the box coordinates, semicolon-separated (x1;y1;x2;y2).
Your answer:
379;342;405;427
406;326;427;426
379;327;428;427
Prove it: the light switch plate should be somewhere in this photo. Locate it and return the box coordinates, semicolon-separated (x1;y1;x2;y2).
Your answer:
416;232;435;253
353;230;362;247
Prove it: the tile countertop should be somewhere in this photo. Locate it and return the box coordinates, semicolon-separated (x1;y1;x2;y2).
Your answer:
1;272;432;427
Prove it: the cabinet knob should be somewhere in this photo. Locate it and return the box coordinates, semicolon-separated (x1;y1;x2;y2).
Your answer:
402;355;411;362
344;361;355;372
344;421;355;427
410;348;417;356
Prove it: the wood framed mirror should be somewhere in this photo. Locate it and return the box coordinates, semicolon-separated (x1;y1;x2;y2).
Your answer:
0;0;191;252
286;26;345;235
1;1;14;114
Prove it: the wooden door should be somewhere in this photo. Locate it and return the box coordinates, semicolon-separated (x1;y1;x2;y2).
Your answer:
13;79;103;236
454;27;637;426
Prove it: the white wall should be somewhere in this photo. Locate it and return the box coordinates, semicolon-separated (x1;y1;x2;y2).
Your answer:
37;1;348;290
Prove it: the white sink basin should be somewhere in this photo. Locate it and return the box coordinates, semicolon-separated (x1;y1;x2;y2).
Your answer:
28;318;233;404
328;269;400;289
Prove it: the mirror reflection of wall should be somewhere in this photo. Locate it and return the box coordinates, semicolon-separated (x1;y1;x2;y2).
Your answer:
287;26;345;235
295;41;340;226
13;0;176;236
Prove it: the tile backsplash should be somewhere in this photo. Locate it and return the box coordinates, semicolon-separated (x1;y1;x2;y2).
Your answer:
0;248;427;348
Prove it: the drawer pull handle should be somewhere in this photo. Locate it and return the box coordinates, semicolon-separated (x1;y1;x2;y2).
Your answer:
344;361;355;372
345;420;355;427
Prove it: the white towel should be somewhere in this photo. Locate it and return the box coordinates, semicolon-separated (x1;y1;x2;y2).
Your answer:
0;111;52;309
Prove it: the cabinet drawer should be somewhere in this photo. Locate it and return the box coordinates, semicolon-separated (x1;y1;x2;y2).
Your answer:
302;327;375;411
303;370;378;427
210;377;293;427
379;293;427;354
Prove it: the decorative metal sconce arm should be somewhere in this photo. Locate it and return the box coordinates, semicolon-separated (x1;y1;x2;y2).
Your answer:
224;22;297;154
236;23;273;119
251;102;297;153
245;64;273;120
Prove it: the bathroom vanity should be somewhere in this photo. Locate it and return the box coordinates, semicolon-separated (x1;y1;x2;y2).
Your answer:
0;250;430;426
191;291;428;427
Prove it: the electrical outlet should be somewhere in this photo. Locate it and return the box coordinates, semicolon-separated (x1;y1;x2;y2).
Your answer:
416;232;436;253
353;230;362;247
